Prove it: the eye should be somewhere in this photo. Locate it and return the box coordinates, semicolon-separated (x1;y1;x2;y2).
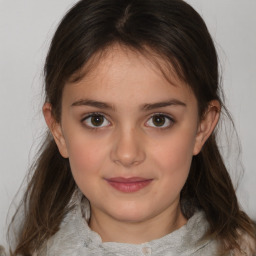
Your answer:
83;113;110;128
145;114;174;128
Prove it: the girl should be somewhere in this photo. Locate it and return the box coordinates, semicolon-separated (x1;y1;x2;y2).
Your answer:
7;0;256;255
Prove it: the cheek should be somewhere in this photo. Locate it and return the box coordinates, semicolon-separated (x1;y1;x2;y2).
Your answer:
150;133;195;202
66;136;110;200
152;130;196;180
65;135;108;181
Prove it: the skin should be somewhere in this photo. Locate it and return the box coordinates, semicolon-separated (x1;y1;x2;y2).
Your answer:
43;45;220;244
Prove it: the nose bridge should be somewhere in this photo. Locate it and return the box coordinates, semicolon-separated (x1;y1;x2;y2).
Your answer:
110;124;145;167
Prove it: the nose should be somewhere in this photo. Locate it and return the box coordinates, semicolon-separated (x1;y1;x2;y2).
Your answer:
110;127;146;167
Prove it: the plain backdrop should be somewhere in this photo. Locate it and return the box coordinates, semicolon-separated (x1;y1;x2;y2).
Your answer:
0;0;255;248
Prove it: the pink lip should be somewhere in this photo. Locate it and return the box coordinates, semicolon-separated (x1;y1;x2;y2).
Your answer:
105;177;153;193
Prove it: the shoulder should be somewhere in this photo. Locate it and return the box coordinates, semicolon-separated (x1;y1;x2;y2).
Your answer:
37;195;92;256
184;212;256;256
232;231;256;256
38;209;84;256
0;245;6;256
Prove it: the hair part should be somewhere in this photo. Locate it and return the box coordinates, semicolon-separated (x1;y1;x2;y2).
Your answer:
9;0;256;255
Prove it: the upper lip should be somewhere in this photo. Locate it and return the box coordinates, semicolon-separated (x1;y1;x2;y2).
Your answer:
105;177;152;183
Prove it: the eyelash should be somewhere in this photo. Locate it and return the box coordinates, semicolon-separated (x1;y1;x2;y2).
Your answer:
81;112;175;130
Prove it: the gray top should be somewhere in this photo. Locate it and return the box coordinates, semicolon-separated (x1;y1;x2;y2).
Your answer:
38;194;221;256
2;192;254;255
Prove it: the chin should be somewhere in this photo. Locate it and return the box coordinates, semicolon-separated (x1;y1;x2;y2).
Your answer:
108;203;154;223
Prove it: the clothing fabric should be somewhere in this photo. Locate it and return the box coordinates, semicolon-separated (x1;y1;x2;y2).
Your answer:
38;192;221;256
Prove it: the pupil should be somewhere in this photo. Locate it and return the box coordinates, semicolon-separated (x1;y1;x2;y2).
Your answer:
91;115;103;126
153;115;165;126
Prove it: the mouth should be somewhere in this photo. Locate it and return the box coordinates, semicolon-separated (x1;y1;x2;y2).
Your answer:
104;177;153;193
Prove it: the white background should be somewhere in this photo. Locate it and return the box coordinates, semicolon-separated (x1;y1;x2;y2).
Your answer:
0;0;255;248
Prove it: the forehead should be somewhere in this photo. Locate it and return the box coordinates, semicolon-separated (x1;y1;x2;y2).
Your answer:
69;44;186;86
63;44;196;108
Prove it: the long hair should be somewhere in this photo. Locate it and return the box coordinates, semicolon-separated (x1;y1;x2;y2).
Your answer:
9;0;256;255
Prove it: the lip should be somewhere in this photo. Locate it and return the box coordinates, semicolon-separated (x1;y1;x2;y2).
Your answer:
105;177;153;193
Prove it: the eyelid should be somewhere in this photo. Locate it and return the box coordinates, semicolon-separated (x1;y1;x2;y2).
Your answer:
81;111;107;121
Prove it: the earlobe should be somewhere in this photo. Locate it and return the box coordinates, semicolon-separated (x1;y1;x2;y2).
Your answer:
193;100;220;155
42;103;69;158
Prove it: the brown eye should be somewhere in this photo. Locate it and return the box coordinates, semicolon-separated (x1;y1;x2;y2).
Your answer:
146;114;174;128
84;114;110;128
152;115;166;127
91;115;104;126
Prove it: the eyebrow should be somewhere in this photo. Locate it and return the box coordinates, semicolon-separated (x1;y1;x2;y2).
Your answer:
141;99;186;111
71;99;115;110
71;99;186;111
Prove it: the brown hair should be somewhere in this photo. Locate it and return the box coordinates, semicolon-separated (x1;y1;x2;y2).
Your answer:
8;0;256;255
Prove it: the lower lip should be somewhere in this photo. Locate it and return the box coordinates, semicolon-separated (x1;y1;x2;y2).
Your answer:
106;180;153;193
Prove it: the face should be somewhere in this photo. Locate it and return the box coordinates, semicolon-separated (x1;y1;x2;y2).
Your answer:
46;45;216;226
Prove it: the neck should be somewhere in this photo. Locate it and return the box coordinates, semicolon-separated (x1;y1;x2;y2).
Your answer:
89;203;187;244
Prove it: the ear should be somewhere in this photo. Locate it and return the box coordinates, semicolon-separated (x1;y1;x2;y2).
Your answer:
43;103;69;158
193;100;220;155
